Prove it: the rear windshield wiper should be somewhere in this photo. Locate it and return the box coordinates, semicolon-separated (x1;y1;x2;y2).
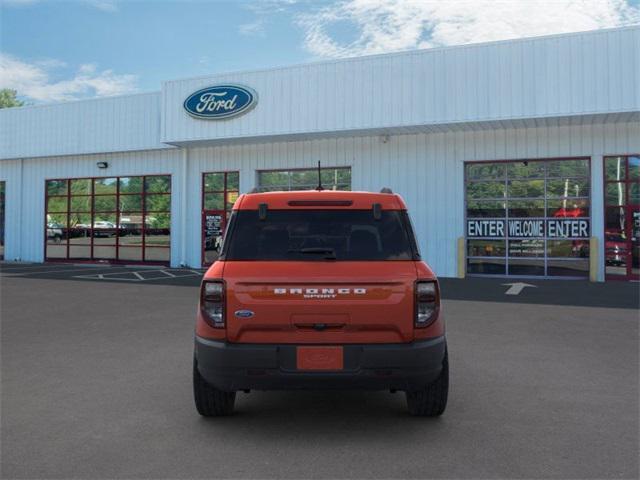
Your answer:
288;247;337;259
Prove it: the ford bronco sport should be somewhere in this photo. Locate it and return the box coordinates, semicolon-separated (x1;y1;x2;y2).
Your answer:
193;189;448;416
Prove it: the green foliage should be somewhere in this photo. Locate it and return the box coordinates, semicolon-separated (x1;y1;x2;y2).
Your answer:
0;89;24;109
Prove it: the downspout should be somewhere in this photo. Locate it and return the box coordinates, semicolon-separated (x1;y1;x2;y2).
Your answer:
180;148;188;267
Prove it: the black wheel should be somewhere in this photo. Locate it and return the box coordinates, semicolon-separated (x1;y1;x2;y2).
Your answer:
193;358;236;417
406;347;448;417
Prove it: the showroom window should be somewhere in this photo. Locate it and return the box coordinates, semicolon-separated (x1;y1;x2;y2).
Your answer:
257;167;351;192
603;155;639;280
465;158;591;277
45;175;171;263
202;171;239;266
0;181;4;260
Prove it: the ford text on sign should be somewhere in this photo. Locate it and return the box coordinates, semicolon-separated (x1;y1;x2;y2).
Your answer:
467;219;589;238
184;85;257;119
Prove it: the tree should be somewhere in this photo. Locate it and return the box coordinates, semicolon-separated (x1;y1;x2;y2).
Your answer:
0;89;25;109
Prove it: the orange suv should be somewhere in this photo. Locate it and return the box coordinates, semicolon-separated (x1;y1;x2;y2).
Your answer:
193;189;448;416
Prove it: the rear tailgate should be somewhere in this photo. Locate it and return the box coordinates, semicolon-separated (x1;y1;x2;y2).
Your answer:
223;261;417;344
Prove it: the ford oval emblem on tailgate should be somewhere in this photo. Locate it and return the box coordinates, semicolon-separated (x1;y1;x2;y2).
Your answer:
234;310;255;318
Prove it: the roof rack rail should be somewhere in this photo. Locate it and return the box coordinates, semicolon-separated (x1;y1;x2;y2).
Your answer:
380;187;393;194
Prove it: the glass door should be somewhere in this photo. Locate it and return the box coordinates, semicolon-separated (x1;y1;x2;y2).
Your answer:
604;155;639;280
202;172;239;266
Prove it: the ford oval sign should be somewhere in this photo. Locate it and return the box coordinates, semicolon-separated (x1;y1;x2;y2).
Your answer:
183;84;257;120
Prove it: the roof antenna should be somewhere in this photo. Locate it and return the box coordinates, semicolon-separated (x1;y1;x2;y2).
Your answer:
316;160;324;191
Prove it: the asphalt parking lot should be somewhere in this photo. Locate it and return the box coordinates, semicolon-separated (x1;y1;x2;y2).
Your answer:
1;262;638;479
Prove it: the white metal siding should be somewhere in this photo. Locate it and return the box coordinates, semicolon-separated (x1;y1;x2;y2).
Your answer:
0;92;169;160
162;27;640;145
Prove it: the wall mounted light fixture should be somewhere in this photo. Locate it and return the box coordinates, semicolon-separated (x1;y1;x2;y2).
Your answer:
96;162;108;169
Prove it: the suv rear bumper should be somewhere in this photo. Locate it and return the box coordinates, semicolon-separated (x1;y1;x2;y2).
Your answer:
194;336;446;392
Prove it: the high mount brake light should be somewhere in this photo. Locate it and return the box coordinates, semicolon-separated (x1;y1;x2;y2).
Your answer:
201;280;225;328
415;281;439;328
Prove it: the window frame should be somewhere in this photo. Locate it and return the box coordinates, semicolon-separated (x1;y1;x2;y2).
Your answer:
201;171;240;266
603;154;640;281
464;157;592;278
44;174;171;264
256;166;351;192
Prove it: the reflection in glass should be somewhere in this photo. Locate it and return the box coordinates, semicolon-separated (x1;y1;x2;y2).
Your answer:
547;260;589;277
508;240;544;257
507;180;544;198
546;159;589;178
605;207;626;233
93;195;117;212
70;196;91;212
547;240;589;258
93;213;117;226
46;244;67;258
508;259;545;276
547;199;589;218
507;200;545;217
145;247;170;262
204;193;224;210
604;157;625;181
144;229;170;247
629;183;639;205
46;213;68;228
118;230;143;247
118;247;143;261
467;240;506;257
46;180;67;196
466;182;505;199
145;194;171;212
547;179;589;198
70;179;91;194
47;197;68;213
94;178;117;194
119;194;143;212
466;163;505;180
467;258;506;275
93;246;116;260
606;183;626;206
69;213;91;229
227;172;240;190
69;245;91;259
145;176;171;193
506;161;545;179
204;173;224;191
629;156;640;180
119;177;143;193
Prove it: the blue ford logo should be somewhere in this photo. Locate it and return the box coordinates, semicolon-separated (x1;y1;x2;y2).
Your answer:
234;310;255;318
184;84;257;120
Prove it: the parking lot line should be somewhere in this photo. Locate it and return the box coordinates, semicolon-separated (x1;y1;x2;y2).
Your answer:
0;266;137;276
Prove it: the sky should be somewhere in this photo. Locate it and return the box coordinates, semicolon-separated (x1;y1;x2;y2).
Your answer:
1;0;639;104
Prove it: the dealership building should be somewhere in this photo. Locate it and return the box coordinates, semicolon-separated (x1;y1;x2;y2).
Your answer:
0;26;638;281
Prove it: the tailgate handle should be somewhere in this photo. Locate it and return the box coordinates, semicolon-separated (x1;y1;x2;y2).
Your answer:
294;323;346;331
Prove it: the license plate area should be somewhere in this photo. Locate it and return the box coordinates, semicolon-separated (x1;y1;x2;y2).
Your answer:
296;346;344;371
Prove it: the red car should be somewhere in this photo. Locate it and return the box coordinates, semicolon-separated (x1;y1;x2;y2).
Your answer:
193;189;448;416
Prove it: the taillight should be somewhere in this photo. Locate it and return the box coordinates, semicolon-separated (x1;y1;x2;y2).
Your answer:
201;280;225;328
415;280;439;328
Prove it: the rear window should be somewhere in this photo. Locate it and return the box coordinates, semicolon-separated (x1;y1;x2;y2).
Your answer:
222;210;418;261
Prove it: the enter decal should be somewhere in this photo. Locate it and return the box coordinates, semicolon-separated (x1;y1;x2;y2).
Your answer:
467;219;589;238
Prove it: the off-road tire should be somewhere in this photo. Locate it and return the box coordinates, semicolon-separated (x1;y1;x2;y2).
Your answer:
193;358;236;416
406;348;448;417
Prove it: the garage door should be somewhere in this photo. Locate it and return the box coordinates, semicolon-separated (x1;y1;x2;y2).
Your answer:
45;175;171;264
